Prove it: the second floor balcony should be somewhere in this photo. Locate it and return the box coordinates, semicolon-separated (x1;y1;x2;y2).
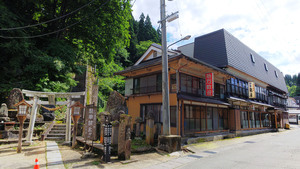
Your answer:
133;85;162;94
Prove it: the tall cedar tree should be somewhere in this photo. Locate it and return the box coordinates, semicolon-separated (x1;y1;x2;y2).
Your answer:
127;13;161;65
296;73;300;96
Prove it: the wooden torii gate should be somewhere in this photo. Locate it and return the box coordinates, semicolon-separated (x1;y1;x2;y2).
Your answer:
22;89;85;144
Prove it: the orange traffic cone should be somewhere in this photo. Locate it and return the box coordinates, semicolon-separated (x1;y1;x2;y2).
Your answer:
34;158;39;169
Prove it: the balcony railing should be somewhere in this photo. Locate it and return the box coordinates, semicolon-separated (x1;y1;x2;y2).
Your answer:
226;84;248;98
271;102;286;109
226;84;269;103
133;85;162;94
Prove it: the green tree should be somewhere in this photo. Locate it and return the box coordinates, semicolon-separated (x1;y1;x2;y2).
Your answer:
297;73;300;86
97;60;125;110
288;85;297;97
296;73;300;96
144;15;159;42
285;74;292;86
292;74;298;86
136;40;156;58
0;0;132;103
137;13;146;41
126;14;139;66
127;13;161;65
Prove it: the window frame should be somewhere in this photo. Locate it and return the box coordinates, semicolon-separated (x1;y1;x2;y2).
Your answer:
250;53;255;63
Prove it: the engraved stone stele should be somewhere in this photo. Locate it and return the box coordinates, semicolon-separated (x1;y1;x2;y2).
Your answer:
145;111;154;145
111;120;119;145
125;127;131;159
6;88;24;109
118;114;131;160
135;117;143;137
106;91;127;121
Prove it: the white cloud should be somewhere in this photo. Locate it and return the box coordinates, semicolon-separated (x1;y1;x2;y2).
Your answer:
132;0;300;75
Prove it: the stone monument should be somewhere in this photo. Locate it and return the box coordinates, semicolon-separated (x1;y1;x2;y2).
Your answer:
41;105;55;121
6;88;24;120
111;120;119;145
135;117;143;137
125;127;131;159
145;111;154;145
0;103;10;122
6;88;24;109
106;91;127;121
118;114;131;160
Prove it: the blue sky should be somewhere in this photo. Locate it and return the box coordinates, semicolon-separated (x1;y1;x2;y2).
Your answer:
132;0;300;76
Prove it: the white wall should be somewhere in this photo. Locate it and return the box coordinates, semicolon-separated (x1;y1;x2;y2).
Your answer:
178;42;194;57
125;78;133;96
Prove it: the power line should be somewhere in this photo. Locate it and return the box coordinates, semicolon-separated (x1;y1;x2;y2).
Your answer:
0;0;110;39
0;0;96;31
175;0;183;38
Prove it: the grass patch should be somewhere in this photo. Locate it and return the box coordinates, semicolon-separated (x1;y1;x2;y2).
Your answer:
91;161;100;165
64;163;73;169
55;121;63;124
131;139;152;152
196;138;206;143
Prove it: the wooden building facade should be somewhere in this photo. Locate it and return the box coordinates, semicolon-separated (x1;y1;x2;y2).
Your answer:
116;29;288;137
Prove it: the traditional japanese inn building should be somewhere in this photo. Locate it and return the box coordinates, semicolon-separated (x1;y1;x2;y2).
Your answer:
115;29;288;137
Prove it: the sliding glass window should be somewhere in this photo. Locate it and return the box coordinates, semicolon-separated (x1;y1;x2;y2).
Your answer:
207;107;213;130
249;112;255;128
213;108;219;130
255;112;261;128
200;107;206;131
219;108;224;130
241;111;249;129
184;105;228;133
261;113;270;127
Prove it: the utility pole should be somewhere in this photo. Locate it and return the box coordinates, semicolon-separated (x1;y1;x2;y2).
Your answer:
160;0;171;135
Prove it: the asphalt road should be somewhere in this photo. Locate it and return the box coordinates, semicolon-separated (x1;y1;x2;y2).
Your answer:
179;126;300;169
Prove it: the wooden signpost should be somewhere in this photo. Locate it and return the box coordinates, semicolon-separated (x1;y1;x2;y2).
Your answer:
84;105;97;141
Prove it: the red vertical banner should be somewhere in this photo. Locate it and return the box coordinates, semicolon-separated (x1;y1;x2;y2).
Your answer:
205;73;214;96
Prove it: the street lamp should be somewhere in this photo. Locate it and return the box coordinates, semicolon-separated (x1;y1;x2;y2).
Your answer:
14;99;32;153
70;101;84;148
167;35;191;49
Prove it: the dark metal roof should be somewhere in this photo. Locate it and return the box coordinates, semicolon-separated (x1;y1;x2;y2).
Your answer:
115;54;179;75
151;43;162;49
194;29;288;93
177;94;230;106
115;53;232;76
